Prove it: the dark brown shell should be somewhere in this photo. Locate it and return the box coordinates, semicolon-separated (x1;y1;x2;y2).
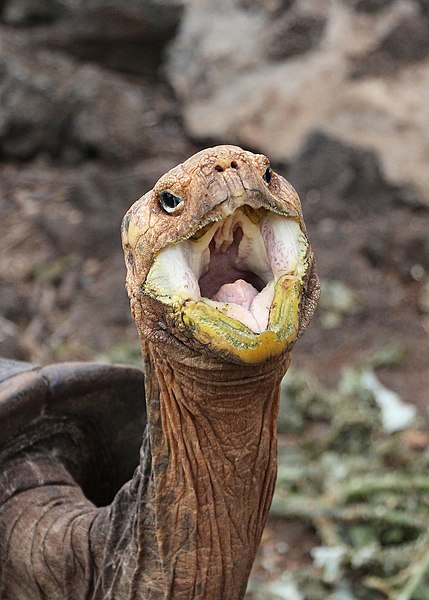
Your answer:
0;359;145;505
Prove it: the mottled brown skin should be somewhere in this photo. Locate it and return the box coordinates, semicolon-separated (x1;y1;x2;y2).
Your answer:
0;146;319;599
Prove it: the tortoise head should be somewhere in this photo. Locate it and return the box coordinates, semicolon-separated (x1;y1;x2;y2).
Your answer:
122;145;319;365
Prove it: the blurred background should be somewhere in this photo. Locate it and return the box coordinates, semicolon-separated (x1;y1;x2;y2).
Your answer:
0;0;429;597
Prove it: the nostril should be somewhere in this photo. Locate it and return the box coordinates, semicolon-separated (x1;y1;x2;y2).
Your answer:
230;161;238;169
215;165;224;172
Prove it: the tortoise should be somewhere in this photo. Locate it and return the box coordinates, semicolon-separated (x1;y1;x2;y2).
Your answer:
0;145;319;599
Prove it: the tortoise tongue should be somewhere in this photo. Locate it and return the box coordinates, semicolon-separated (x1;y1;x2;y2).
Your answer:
212;279;274;333
213;279;258;309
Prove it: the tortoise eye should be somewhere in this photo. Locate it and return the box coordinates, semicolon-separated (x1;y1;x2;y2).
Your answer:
159;190;184;214
262;166;272;185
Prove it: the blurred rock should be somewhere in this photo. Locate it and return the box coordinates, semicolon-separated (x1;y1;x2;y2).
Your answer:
352;14;429;77
0;32;161;160
348;0;396;12
264;12;326;61
1;0;182;27
166;0;429;203
2;1;183;76
1;0;61;24
287;132;391;210
238;0;295;12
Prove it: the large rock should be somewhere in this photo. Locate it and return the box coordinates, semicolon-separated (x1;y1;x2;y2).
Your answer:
0;1;183;76
166;0;429;202
285;132;416;217
1;0;181;27
0;32;161;161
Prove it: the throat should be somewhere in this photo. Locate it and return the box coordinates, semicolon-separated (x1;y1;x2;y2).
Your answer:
143;344;289;599
198;228;271;333
199;228;265;301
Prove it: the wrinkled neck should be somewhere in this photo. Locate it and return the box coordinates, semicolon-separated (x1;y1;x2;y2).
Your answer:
142;341;290;599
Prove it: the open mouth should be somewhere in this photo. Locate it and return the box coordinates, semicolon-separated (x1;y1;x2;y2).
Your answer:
143;205;309;362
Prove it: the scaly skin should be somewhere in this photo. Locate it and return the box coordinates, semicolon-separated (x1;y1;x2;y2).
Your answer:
0;145;319;599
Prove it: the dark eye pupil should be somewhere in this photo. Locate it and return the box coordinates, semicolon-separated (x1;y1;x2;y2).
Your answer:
159;191;183;213
263;167;272;184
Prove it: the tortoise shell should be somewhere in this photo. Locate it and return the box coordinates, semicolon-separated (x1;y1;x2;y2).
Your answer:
0;359;146;506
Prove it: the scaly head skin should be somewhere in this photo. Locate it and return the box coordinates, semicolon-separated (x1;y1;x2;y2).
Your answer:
122;145;319;365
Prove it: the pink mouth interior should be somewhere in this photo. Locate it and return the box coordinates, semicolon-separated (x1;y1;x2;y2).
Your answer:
198;227;265;308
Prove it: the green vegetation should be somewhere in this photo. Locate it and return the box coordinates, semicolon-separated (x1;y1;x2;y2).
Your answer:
250;347;428;600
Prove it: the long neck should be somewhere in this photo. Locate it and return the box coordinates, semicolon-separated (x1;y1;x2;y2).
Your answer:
0;347;289;600
140;342;289;599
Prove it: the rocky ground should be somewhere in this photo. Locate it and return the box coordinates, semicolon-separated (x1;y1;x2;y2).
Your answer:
1;0;429;598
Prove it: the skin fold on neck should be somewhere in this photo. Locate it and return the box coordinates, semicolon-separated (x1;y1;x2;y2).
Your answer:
0;341;289;600
139;341;291;599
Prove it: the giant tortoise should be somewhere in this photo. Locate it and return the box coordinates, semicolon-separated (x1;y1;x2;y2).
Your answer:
0;145;319;599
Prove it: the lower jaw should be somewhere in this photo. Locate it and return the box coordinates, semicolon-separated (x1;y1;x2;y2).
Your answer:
180;275;302;364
